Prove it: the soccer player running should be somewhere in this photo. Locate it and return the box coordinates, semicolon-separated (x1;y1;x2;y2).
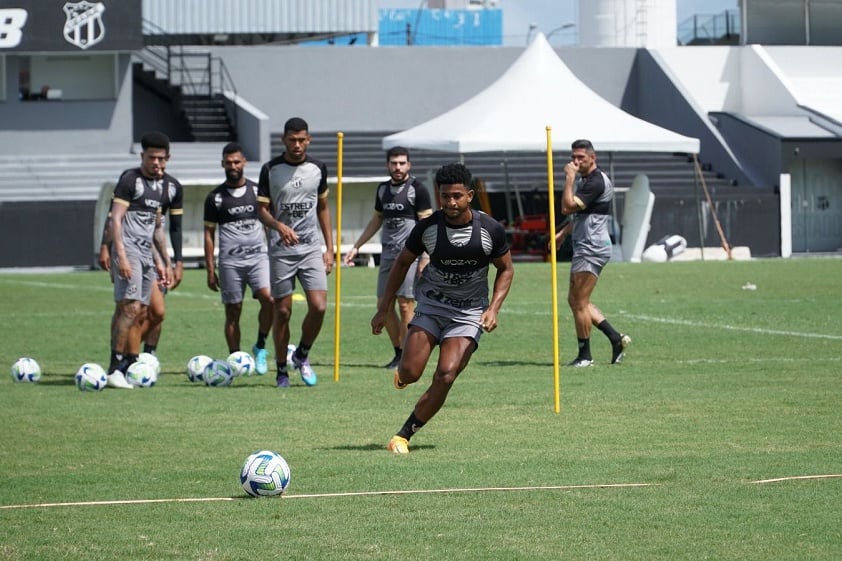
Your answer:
343;146;433;370
104;131;175;389
257;117;335;388
99;133;184;358
372;163;514;455
554;139;630;367
203;142;273;373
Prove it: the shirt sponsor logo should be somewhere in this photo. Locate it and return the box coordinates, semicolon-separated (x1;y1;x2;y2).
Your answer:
440;259;478;266
279;202;313;219
227;205;255;215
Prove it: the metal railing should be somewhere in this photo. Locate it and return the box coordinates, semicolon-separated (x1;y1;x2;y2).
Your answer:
677;10;740;45
136;19;238;133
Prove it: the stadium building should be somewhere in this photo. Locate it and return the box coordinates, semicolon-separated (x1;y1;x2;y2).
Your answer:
1;0;840;267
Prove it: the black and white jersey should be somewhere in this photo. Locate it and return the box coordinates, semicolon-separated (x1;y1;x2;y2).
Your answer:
257;154;329;257
406;210;509;313
204;179;267;267
374;176;432;261
112;168;169;257
572;167;613;259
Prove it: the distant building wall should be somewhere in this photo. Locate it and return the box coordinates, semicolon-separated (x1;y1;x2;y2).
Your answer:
0;53;135;155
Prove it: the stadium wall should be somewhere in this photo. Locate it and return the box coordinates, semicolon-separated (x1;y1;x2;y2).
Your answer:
0;53;135;155
0;201;94;268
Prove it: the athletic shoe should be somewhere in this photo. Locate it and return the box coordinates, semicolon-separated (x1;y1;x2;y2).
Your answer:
611;334;632;365
292;354;317;386
566;358;594;368
393;369;407;390
253;345;268;375
106;370;133;389
387;435;410;455
276;373;290;388
383;355;401;369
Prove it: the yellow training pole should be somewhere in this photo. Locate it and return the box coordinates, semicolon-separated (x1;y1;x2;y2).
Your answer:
545;126;561;414
333;132;344;382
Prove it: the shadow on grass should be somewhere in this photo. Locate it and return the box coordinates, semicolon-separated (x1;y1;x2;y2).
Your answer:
324;443;437;453
474;359;553;367
38;376;76;386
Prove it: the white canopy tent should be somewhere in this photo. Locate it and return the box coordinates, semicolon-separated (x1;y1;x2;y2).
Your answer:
382;33;700;154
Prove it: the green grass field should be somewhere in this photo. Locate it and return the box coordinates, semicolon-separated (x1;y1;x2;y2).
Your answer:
1;259;840;560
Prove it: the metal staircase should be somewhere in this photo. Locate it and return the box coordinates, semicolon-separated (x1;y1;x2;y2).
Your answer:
134;20;237;142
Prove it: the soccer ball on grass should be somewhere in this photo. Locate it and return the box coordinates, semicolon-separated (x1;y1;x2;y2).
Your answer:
186;355;213;383
126;360;157;388
11;357;41;383
204;359;234;387
227;351;255;377
240;450;291;497
137;352;161;377
75;363;107;392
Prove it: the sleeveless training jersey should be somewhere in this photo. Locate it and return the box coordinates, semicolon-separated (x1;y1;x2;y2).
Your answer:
374;176;432;261
406;210;509;315
571;167;613;260
112;168;170;262
257;154;329;258
204;179;267;268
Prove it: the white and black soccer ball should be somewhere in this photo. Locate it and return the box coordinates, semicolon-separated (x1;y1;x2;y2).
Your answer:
126;361;157;388
137;352;161;377
203;359;233;387
227;351;255;377
186;355;213;383
75;363;107;392
11;357;41;383
240;450;291;498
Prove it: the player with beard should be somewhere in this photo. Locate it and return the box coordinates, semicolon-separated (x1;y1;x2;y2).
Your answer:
203;142;273;373
343;146;433;370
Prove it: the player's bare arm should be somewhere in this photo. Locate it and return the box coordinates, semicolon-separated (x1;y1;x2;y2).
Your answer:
371;248;416;334
257;202;298;245
343;213;383;266
203;224;219;291
153;212;172;287
317;196;334;273
479;251;515;332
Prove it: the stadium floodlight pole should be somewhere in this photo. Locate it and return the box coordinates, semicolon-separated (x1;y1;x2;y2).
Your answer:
545;126;561;414
333;132;345;382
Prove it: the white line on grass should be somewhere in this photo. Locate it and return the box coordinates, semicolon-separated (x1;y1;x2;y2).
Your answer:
752;474;842;484
0;483;655;510
621;313;842;341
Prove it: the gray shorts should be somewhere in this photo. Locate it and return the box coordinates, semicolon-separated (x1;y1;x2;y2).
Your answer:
112;252;155;305
409;306;483;348
377;257;419;299
219;258;270;305
571;253;607;278
269;251;328;299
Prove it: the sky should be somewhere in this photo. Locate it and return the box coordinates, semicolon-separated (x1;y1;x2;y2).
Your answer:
381;0;739;46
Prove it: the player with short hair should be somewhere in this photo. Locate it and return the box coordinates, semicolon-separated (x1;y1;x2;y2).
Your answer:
555;139;630;367
372;162;514;454
104;131;177;388
203;142;273;373
257;117;335;388
343;146;433;369
99;134;183;360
